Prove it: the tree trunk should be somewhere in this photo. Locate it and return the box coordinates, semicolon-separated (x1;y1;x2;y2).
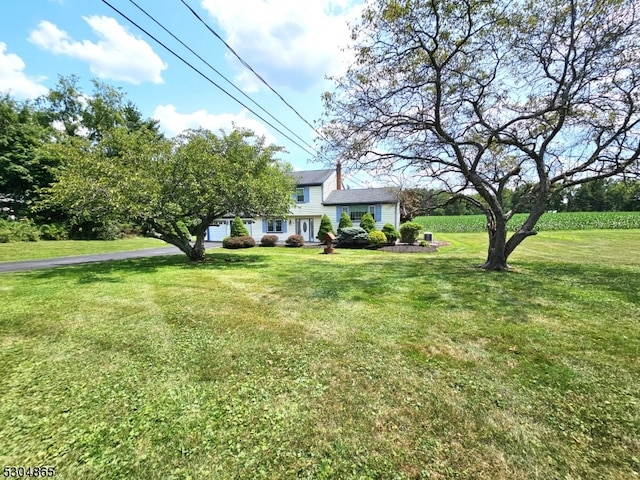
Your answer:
480;210;509;271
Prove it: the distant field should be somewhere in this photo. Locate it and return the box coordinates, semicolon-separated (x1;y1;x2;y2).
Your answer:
415;211;640;233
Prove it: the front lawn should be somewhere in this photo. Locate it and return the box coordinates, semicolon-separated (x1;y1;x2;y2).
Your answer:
0;237;166;262
1;231;639;479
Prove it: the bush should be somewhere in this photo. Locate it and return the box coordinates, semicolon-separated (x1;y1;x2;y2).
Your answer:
399;222;422;244
285;234;305;247
230;216;250;237
382;223;399;244
337;211;353;233
0;219;40;243
260;234;278;247
359;212;376;233
336;226;369;247
316;214;335;242
368;230;387;247
39;223;69;241
222;235;255;249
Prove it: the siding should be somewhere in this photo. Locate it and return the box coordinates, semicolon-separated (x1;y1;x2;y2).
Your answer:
291;185;326;216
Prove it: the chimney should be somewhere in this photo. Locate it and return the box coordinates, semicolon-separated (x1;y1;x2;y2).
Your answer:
336;162;342;190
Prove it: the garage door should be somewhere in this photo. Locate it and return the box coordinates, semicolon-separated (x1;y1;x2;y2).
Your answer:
206;221;229;241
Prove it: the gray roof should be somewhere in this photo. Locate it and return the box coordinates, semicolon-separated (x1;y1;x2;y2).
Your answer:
289;169;334;186
324;187;398;205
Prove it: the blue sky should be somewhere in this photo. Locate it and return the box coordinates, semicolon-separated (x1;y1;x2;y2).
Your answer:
0;0;366;181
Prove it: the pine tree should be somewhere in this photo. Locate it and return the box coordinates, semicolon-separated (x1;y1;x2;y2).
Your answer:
316;214;335;241
359;212;376;233
337;211;353;234
230;216;249;237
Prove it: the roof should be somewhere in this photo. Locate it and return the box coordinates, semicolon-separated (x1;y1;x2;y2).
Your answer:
289;169;334;186
324;187;398;205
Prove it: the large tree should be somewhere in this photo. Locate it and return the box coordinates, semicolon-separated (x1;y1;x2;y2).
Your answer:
39;128;295;260
0;95;53;218
321;0;640;270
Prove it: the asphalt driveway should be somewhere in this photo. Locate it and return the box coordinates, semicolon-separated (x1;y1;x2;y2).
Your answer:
0;242;222;273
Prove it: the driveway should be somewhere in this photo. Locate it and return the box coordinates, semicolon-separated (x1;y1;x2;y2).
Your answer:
0;242;222;273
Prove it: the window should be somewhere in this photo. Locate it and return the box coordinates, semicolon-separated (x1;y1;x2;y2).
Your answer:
266;219;284;233
348;205;376;221
295;187;305;203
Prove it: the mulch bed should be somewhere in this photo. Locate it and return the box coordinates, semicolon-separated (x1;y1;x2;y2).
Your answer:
374;241;450;253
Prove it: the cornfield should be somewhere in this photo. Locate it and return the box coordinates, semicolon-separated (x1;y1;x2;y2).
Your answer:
414;211;640;233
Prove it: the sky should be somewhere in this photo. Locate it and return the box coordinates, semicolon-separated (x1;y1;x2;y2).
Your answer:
0;0;367;184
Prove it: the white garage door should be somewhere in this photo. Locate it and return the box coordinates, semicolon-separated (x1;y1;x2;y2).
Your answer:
206;221;229;241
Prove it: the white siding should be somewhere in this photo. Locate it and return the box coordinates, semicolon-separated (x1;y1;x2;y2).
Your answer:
291;185;326;216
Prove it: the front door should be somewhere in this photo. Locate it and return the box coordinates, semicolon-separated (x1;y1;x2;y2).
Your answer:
295;218;314;242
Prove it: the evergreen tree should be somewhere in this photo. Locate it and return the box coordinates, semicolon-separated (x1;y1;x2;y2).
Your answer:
230;216;249;237
316;214;335;241
337;211;353;233
359;212;376;233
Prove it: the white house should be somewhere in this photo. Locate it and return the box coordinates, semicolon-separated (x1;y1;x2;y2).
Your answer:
205;166;400;243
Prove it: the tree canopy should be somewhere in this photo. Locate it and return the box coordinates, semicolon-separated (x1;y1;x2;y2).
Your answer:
40;128;295;260
321;0;640;269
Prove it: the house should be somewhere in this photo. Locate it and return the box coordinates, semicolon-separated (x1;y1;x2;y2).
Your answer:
205;165;400;242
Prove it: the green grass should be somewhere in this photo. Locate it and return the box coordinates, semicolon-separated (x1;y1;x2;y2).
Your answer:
0;237;165;262
415;211;640;233
1;231;639;479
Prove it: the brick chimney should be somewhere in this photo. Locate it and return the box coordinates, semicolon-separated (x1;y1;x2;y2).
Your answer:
336;162;342;190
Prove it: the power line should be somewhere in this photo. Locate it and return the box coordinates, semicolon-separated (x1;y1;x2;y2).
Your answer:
100;0;318;158
178;0;330;144
127;0;318;154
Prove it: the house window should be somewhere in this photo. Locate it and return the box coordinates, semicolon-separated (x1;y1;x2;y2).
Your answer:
266;219;284;233
349;205;376;221
295;187;305;203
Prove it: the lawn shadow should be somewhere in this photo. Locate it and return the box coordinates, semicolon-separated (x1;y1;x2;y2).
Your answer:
29;251;270;284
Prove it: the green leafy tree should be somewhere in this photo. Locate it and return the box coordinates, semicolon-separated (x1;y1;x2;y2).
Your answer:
322;0;640;270
230;216;250;237
0;95;54;218
337;211;353;233
316;213;335;241
359;212;376;233
36;75;161;142
39;127;295;261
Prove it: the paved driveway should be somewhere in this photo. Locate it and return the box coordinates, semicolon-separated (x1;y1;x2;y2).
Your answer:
0;242;221;273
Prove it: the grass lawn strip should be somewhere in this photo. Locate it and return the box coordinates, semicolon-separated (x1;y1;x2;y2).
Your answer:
0;231;639;479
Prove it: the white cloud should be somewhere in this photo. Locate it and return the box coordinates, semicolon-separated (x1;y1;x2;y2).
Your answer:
0;43;48;98
28;16;167;85
153;104;276;143
199;0;362;92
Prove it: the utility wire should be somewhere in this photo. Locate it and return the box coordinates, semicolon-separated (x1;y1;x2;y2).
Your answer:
178;0;330;144
127;0;318;153
101;0;318;158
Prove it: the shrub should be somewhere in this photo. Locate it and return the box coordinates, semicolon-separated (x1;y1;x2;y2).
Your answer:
285;234;305;247
336;226;369;247
368;230;387;247
359;212;376;233
260;234;278;247
399;221;422;244
0;219;40;243
316;214;335;242
230;216;249;237
338;211;353;233
222;235;255;249
39;223;69;241
382;223;399;244
419;239;430;247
